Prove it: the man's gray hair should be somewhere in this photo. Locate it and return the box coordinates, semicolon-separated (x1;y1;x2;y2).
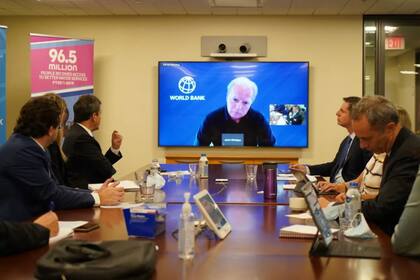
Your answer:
227;77;258;102
351;96;399;131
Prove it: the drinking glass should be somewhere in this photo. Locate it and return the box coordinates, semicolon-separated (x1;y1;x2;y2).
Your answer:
245;164;258;180
189;163;198;177
136;182;155;203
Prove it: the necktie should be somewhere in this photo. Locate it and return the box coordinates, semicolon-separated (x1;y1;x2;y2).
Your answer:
331;136;352;182
337;136;352;170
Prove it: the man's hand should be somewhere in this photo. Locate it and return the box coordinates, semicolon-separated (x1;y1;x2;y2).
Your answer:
335;193;346;203
97;178;124;205
111;130;123;150
318;197;331;208
289;164;307;174
317;181;346;193
34;211;59;237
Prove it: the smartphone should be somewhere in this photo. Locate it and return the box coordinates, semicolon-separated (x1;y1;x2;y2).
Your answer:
73;221;99;233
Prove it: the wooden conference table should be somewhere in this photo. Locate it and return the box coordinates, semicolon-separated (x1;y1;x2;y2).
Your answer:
1;164;420;279
129;163;297;205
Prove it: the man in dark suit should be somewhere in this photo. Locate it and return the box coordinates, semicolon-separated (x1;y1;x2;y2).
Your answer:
1;212;58;256
352;96;420;235
0;97;124;221
63;95;123;189
291;97;372;183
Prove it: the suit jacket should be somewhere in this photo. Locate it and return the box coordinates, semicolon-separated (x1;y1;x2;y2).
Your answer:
0;134;95;221
309;136;372;182
0;221;49;256
362;127;420;235
47;142;69;186
63;124;122;189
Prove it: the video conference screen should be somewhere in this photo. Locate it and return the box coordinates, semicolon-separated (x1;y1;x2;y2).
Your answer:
158;61;309;147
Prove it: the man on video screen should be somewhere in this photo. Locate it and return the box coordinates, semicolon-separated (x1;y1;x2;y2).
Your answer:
196;77;275;146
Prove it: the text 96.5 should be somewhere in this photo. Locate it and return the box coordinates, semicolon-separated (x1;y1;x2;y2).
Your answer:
49;49;77;64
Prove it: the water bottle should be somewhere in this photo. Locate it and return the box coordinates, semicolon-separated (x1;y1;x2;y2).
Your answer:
263;162;277;199
344;182;361;227
151;158;160;171
178;192;195;260
199;153;209;178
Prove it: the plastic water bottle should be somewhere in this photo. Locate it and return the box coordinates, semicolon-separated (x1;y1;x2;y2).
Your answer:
178;192;195;260
199;153;209;178
344;182;361;226
151;158;160;171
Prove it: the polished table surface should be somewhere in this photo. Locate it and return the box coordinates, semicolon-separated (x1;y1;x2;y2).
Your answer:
1;205;419;280
130;164;296;205
3;164;420;279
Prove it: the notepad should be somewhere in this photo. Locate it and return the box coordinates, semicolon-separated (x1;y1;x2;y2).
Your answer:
279;224;338;239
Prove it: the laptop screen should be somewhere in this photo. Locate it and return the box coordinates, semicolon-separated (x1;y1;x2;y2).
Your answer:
301;182;334;246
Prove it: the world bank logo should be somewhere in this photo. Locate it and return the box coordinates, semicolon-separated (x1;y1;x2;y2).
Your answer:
178;76;196;94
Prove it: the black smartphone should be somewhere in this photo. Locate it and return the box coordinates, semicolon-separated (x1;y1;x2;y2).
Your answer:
73;222;99;233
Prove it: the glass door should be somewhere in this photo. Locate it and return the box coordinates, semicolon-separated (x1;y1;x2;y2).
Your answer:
364;16;420;134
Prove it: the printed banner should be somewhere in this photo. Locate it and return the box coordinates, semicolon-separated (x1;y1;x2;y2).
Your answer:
0;26;7;144
30;33;94;122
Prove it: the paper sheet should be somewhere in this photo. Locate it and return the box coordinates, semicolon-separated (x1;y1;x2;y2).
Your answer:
160;170;190;176
277;174;318;183
286;212;312;220
88;180;139;191
49;221;87;244
280;224;339;236
100;202;144;209
282;184;296;190
277;174;296;181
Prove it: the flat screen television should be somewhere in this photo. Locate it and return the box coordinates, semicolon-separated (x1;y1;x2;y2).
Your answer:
158;61;309;147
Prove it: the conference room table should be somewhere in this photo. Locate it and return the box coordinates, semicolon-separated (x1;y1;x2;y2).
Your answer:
2;163;420;279
2;204;419;279
127;163;299;205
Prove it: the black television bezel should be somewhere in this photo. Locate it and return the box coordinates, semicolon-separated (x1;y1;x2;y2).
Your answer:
158;61;310;148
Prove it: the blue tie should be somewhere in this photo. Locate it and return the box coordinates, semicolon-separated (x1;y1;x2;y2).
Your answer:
331;136;352;182
337;136;352;170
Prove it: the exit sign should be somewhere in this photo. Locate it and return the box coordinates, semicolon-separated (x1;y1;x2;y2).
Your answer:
385;37;405;50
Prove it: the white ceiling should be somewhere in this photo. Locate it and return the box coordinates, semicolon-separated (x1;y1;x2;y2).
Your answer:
0;0;419;16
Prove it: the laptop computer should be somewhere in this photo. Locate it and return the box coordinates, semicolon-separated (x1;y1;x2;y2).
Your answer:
291;169;339;196
300;181;381;259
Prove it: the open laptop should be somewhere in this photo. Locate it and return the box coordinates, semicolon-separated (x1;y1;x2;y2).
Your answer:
292;169;339;196
300;182;381;259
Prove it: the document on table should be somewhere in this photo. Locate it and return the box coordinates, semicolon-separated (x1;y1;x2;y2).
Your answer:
286;212;312;220
279;225;338;239
49;221;87;244
160;170;190;176
88;180;139;191
282;184;296;190
277;174;296;181
277;174;318;183
100;202;144;209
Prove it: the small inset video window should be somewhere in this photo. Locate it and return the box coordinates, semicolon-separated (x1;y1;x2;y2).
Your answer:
269;104;306;126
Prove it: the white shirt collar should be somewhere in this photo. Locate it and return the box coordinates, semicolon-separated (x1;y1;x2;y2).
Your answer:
349;132;356;140
77;123;93;137
31;137;46;152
